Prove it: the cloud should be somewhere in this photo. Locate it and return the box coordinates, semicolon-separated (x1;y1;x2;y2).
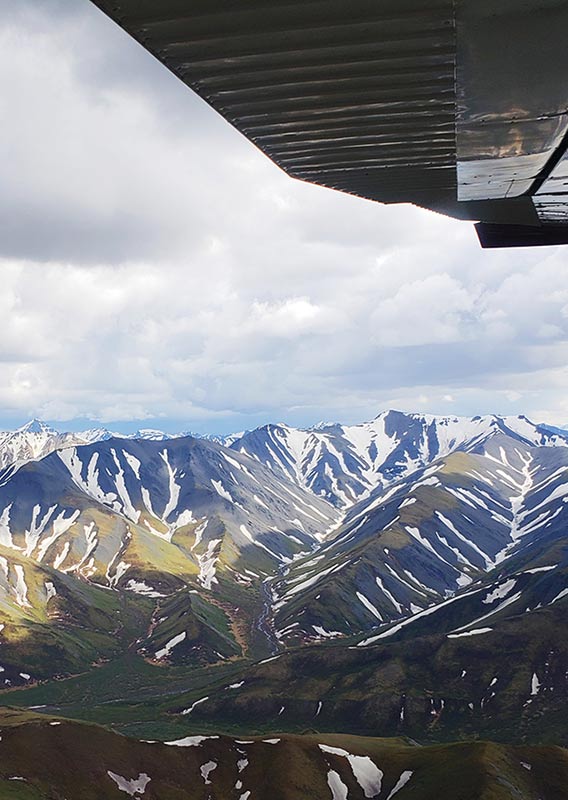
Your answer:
0;0;566;431
370;274;476;347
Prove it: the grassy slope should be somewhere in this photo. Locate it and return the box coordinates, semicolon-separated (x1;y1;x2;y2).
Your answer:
188;605;568;746
1;604;566;747
0;709;567;799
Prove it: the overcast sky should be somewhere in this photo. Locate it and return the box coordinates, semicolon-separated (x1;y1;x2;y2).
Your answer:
0;0;567;434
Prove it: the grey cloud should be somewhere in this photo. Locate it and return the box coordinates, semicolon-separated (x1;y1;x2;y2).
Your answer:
0;2;567;430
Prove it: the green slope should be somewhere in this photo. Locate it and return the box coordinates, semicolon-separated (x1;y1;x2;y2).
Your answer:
2;601;566;747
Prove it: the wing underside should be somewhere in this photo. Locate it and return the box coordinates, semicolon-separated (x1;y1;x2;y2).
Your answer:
90;0;568;247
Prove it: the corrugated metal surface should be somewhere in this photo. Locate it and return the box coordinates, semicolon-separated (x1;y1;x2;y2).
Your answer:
456;0;568;203
535;150;568;224
91;0;458;212
89;0;568;240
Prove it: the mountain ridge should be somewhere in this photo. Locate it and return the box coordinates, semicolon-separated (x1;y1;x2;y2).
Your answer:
0;411;565;677
0;409;567;756
2;409;565;474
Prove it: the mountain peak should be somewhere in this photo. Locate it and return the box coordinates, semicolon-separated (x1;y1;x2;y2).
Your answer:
18;418;57;435
134;429;173;441
308;420;339;431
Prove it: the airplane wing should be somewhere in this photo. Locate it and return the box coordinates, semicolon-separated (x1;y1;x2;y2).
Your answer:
89;0;568;247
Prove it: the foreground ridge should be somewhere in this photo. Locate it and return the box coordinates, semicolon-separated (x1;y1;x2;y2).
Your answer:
0;709;567;799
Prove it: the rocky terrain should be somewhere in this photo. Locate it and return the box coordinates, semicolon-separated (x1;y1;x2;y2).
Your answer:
0;411;566;796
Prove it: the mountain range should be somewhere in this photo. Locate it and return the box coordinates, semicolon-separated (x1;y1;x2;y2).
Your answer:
0;418;204;473
4;412;567;494
0;410;567;797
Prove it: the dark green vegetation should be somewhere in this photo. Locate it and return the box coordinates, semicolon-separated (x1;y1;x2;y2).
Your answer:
2;600;566;748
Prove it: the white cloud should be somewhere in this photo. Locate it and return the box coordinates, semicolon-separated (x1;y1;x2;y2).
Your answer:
370;274;476;347
0;1;566;431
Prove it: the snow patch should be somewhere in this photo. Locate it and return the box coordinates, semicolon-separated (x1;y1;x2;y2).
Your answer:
356;591;383;620
200;761;217;785
483;579;517;605
386;771;414;799
319;745;383;797
45;581;57;602
107;772;151;796
182;695;209;715
155;631;186;660
196;537;222;590
211;479;234;503
448;628;493;639
165;735;219;747
327;769;348;800
14;565;31;608
124;580;163;598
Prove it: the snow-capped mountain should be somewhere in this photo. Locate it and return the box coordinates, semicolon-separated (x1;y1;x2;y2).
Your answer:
0;434;339;680
0;419;84;471
3;411;565;505
270;426;568;644
229;410;568;507
0;436;338;586
79;427;179;443
0;409;567;687
0;420;185;472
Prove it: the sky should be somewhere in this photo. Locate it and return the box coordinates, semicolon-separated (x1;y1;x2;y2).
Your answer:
0;0;567;435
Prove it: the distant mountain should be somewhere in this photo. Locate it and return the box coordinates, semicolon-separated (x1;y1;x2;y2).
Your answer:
229;410;568;507
0;419;84;472
541;422;568;436
2;412;565;494
78;427;178;443
0;419;258;475
0;420;184;473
